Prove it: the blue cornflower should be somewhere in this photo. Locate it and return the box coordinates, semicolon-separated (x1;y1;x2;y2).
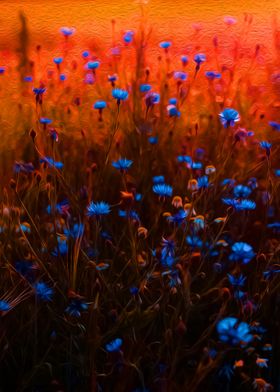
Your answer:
112;158;133;171
219;108;240;128
40;157;63;170
93;100;107;110
197;175;209;189
269;121;280;131
39;117;52;125
233;185;252;198
227;274;246;287
64;223;84;239
153;175;165;184
177;155;192;164
87;61;100;70
33;87;46;96
247;177;258;189
194;53;206;64
145;91;160;108
186;235;203;248
191;162;203;169
65;298;89;317
153;183;173;197
167;209;187;225
221;178;236;188
33;282;53;302
260;141;272;156
205;71;221;80
216;317;253;346
167;105;180;117
174;71;188;81
52;237;68;256
0;300;11;312
123;30;134;44
59;74;66;81
230;242;255;264
105;338;123;352
60;27;75;36
181;55;188;65
222;198;256;211
46;199;69;215
140;84;151;92
23;75;33;82
159;41;172;49
53;57;63;64
82;50;90;58
118;210;140;222
148;136;158;144
112;88;129;102
161;238;175;256
0;66;6;74
87;201;111;217
169;98;177;105
275;169;280;177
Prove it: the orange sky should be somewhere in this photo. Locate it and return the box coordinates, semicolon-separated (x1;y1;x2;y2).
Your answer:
0;0;279;51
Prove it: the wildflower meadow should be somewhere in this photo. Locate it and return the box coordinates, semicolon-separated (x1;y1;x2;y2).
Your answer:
0;2;280;391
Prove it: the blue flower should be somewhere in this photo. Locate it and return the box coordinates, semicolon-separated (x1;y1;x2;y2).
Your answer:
269;121;280;131
153;183;173;197
65;298;89;317
167;209;187;225
118;209;140;222
260;141;272;156
167;105;180;117
53;57;63;64
105;338;123;352
40;157;63;170
64;223;84;239
205;71;221;80
23;75;33;82
216;317;253;346
123;30;134;44
233;185;252;198
87;201;111;217
219;108;240;128
60;27;75;36
112;88;129;102
227;274;246;287
159;41;172;49
112;158;133;171
230;242;255;264
153;175;165;184
169;98;177;105
194;53;206;64
174;71;188;81
0;66;6;74
197;175;209;189
181;55;188;65
222;198;256;211
46;199;69;215
39;117;52;125
52;237;68;256
145;91;160;107
140;84;151;92
0;300;11;312
93;100;107;110
148;136;158;145
82;50;90;58
177;155;192;164
33;282;53;302
59;74;66;81
186;235;203;248
87;61;100;70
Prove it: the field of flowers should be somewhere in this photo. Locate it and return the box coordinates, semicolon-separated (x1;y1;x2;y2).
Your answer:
0;6;280;392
